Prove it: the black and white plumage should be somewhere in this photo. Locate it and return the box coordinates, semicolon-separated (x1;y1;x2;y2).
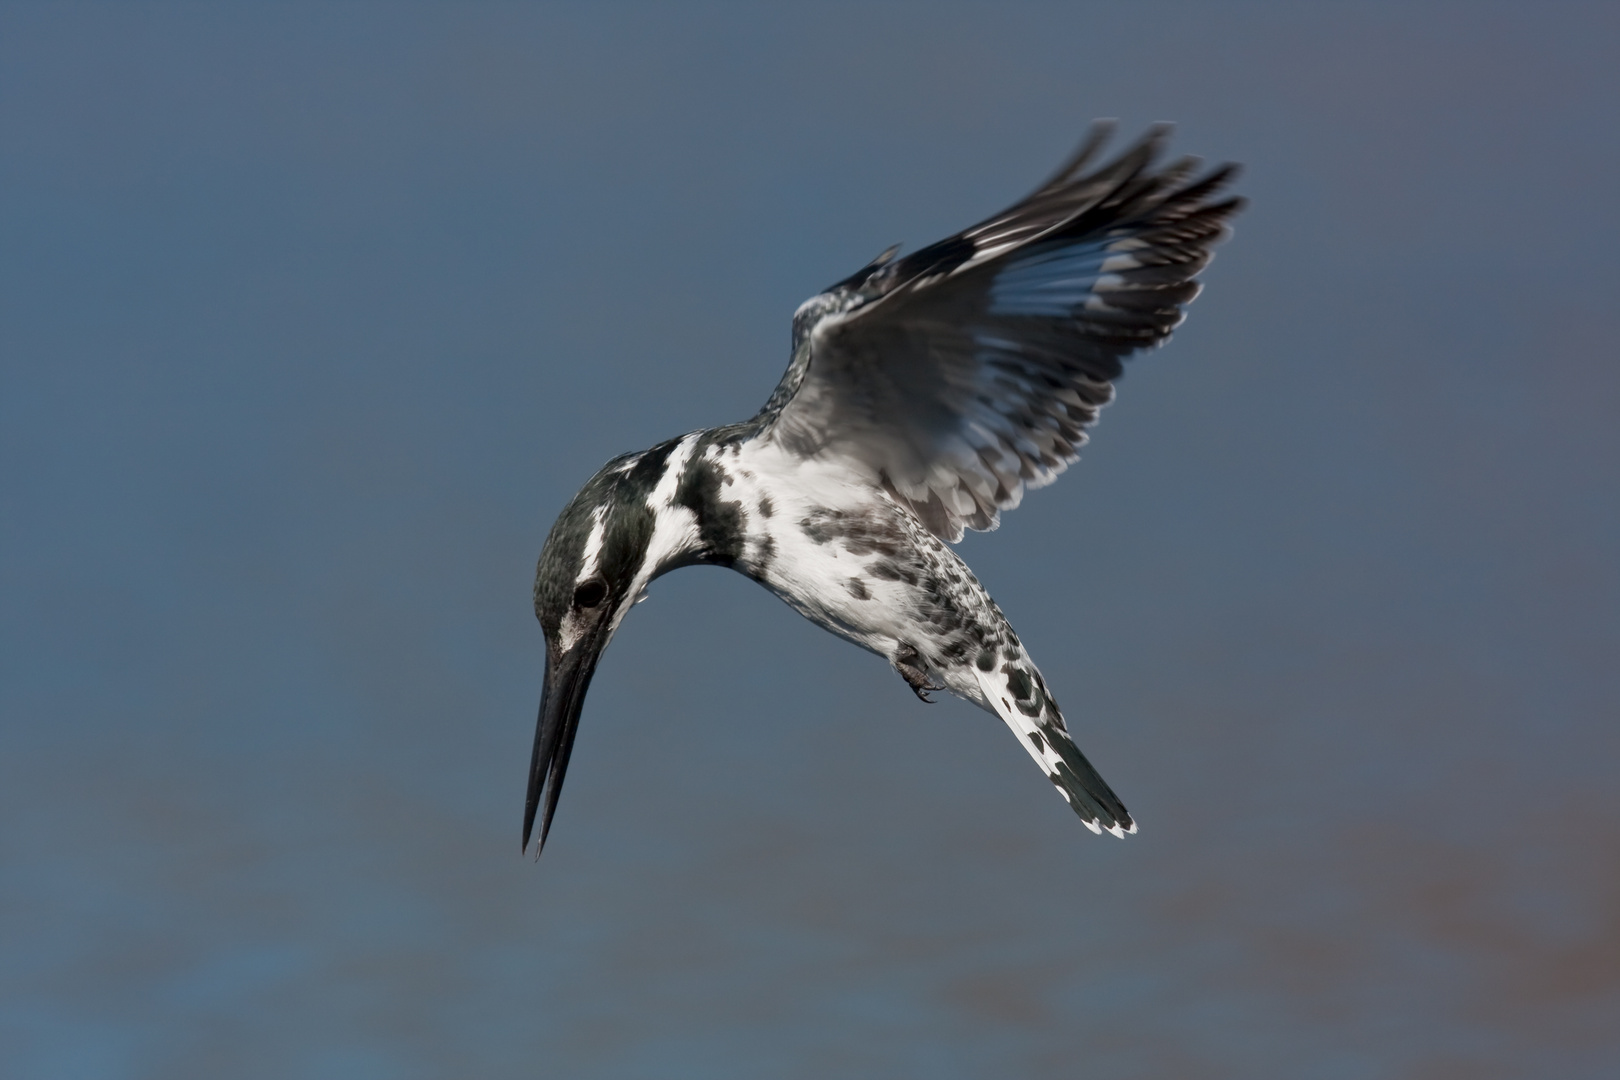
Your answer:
526;123;1243;854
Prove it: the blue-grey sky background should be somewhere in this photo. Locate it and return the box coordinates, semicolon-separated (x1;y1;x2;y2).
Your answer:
3;4;1618;1078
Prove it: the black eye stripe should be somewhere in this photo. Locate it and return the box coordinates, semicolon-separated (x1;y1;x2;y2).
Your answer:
573;579;608;609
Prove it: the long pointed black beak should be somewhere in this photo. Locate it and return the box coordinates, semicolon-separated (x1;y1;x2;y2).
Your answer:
522;628;608;856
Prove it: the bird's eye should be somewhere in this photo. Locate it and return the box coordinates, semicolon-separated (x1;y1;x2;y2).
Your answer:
572;579;608;609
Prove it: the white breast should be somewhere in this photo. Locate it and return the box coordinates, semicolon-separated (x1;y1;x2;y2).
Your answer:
731;440;961;664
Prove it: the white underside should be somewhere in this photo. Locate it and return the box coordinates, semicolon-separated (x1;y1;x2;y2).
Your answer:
728;438;993;709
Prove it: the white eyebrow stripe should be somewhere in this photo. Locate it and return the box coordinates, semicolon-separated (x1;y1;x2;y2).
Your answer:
577;505;609;583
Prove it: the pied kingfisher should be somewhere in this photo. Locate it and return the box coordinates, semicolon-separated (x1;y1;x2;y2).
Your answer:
526;123;1243;854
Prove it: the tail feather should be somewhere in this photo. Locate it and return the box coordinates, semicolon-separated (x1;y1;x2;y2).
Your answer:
972;664;1135;838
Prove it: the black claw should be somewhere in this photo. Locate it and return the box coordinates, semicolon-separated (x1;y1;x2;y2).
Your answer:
894;643;945;703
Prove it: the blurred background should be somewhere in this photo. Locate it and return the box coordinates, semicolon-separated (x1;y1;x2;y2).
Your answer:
3;3;1617;1078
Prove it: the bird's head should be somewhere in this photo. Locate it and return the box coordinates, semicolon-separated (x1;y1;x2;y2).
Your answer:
524;451;672;855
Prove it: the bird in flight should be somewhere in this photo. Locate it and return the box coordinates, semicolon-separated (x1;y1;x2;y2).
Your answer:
525;122;1243;855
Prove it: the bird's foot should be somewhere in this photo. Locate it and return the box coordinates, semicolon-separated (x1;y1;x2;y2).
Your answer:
894;645;944;703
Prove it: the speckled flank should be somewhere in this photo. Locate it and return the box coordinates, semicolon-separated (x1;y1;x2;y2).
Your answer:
799;506;909;556
737;453;1135;836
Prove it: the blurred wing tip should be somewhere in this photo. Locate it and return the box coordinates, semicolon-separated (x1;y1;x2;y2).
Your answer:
1034;119;1117;192
1128;121;1176;160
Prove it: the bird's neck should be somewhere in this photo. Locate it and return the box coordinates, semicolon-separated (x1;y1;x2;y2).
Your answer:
620;427;770;588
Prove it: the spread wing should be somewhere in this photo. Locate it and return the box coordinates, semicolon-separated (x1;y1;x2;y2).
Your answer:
758;123;1244;541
